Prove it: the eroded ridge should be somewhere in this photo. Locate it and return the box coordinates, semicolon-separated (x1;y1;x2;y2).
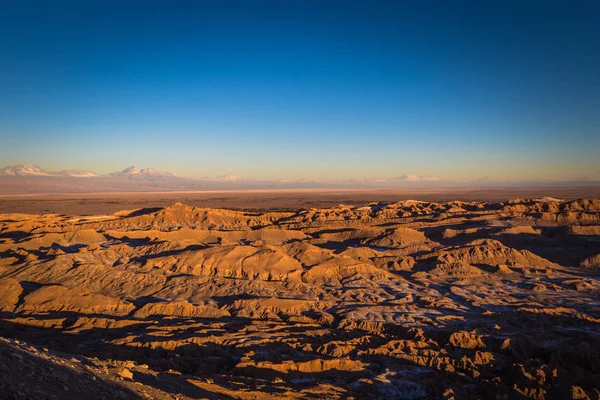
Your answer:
0;198;599;399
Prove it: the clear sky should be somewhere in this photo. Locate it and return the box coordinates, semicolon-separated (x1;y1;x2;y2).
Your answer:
1;0;599;181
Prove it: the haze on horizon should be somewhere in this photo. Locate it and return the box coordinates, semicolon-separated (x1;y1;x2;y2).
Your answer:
1;0;599;182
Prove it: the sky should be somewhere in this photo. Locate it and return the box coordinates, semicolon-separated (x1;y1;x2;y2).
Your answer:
1;0;599;181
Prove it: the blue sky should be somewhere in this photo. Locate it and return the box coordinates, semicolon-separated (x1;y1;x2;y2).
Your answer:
1;0;599;180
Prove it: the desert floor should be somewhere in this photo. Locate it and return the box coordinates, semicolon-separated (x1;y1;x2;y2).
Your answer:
1;186;600;214
0;194;599;399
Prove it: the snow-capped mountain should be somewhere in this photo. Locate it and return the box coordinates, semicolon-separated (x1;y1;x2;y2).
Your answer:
58;169;98;178
0;165;52;176
1;165;97;177
110;166;174;180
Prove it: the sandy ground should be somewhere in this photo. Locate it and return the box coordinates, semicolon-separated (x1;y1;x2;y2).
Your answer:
1;186;600;214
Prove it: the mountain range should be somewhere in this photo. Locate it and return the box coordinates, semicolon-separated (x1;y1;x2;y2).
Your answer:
0;165;99;178
0;164;598;194
0;164;443;183
0;165;251;181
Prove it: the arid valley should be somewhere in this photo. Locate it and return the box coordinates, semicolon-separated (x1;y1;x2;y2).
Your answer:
2;1;600;398
1;193;599;399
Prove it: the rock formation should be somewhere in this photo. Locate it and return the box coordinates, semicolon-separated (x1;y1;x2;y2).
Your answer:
0;198;599;399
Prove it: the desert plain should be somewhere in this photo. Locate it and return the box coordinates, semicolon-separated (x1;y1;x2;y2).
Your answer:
0;189;599;399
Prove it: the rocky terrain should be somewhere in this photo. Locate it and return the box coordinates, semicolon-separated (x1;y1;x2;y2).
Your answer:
0;198;599;399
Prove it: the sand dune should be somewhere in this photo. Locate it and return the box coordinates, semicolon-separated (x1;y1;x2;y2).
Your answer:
0;198;599;399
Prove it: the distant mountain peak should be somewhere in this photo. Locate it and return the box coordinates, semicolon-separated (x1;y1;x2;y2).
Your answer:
0;164;51;176
394;174;442;182
111;166;174;180
122;165;141;174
